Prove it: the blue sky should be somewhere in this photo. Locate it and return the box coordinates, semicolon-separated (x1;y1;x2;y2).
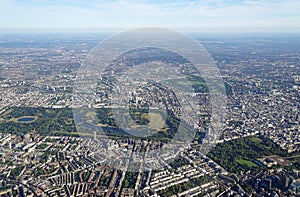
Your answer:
0;0;299;32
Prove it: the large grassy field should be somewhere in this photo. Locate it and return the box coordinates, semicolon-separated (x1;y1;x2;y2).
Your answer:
148;112;165;131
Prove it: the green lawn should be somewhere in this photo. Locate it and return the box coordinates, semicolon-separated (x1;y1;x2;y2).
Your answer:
235;159;258;167
249;137;262;143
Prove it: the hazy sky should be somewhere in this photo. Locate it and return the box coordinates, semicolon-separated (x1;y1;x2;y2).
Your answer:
1;0;300;32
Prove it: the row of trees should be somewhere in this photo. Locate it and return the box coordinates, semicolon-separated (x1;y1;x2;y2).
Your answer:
157;175;212;196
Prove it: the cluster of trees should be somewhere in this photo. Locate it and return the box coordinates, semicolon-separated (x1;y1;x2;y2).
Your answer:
33;165;57;177
146;110;181;142
0;107;76;135
96;108;117;126
193;175;212;185
99;175;111;187
129;107;150;125
0;180;10;191
10;166;24;179
122;171;138;188
82;171;91;182
72;171;92;183
285;152;300;171
40;149;56;163
36;143;48;150
96;107;150;127
207;136;288;173
168;156;189;169
186;75;209;93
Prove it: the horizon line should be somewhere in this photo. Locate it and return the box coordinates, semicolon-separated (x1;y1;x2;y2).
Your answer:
1;28;300;35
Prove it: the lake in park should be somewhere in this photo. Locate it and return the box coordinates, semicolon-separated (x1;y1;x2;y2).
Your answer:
17;117;36;123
